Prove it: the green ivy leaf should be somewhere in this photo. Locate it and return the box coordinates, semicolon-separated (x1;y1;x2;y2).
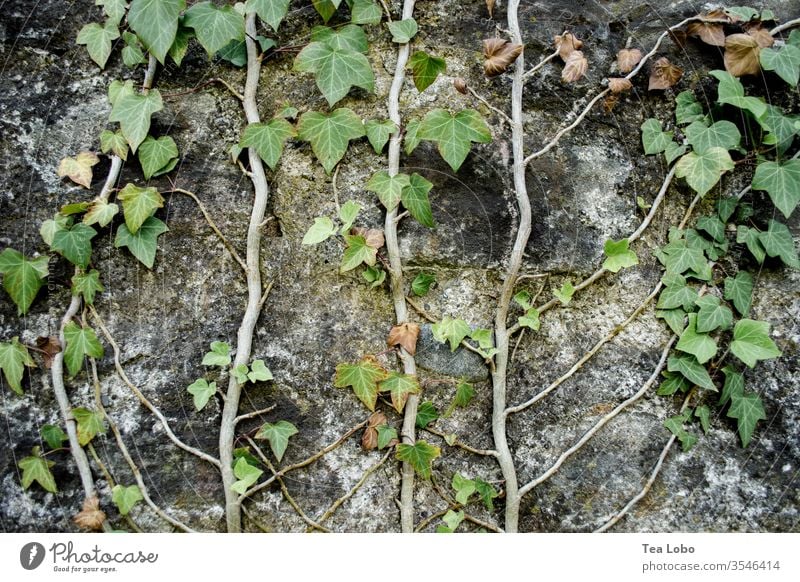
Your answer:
404;120;422;154
71;270;104;305
114;216;168;269
311;24;368;53
0;337;35;395
418;109;491;171
379;371;421;413
724;271;753;316
640;118;673;154
602;238;638;272
694;405;711;434
97;0;128;26
725;6;759;21
312;0;339;23
415;401;439;428
436;509;464;533
760;44;800;86
411;272;435;296
138;136;179;180
659;239;707;275
0;249;48;315
376;424;398;449
364;119;397;154
696;216;725;243
730;319;782;368
340;234;377;272
201;341;231;367
112;484;143;515
366;171;411;210
710;70;767;118
245;0;290;31
474;477;499;510
100;129;129;161
128;0;185;64
41;424;68;449
362;265;386;287
664;141;687;165
73;406;106;445
77;20;120;69
758;220;799;268
240;119;296;171
446;380;475;416
297;109;365;174
663;412;697;452
19;448;57;493
751;160;800;219
401;173;435;228
408;51;446;92
727;391;766;447
694;295;733;333
232;364;249;384
302;217;337;245
452;473;476;505
684;120;741;154
387;18;418;43
63;322;104;378
350;0;382;25
716;197;738;222
187;378;216;411
675;313;718;365
293;41;374;107
674;147;734;196
432;317;471;351
339;200;362;233
256;420;298;462
656;308;686;336
117;183;164;235
553;281;575;305
108;87;164;153
656;371;690;396
334;357;388;411
231;457;263;494
667;352;717;391
122;31;147;68
675;90;705;125
736;225;765;264
720;365;744;406
168;24;193;66
51;223;97;270
396;440;440;480
518;308;540;331
248;359;273;382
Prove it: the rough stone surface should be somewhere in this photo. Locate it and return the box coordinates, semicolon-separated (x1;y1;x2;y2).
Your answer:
0;0;798;534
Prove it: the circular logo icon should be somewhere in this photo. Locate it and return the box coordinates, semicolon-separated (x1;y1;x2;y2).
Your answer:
20;542;46;570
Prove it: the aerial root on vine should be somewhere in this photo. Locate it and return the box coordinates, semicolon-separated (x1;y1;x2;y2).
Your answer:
423;425;498;457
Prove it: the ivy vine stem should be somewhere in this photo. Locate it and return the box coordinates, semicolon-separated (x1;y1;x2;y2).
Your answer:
219;12;271;533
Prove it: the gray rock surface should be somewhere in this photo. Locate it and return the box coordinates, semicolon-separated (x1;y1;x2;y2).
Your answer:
0;0;798;533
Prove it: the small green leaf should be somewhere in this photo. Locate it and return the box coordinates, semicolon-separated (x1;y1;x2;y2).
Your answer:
757;105;797;154
724;271;753;316
513;291;532;310
411;272;436;296
128;0;184;63
437;509;464;532
667;352;717;391
376;424;397;449
408;51;446;92
108;86;163;153
694;405;711;434
760;44;800;86
751;160;800;219
350;0;382;25
675;313;718;365
415;401;439;428
202;341;231;367
640;118;673;154
311;24;368;53
334;357;388;411
293;41;374;107
339;200;362;233
72;406;106;445
112;484;144;515
664;141;687;165
183;1;244;57
100;129;129;160
167;24;192;66
660;239;707;275
84;199;119;228
720;365;744;406
77;20;120;69
364;119;397;153
674;147;735;196
450;380;474;413
245;0;290;31
297;109;365;174
340;234;378;272
122;31;147;68
432;317;471;351
725;6;759;21
0;249;49;315
387;18;418;43
138;136;179;180
187;378;216;411
716;197;738;223
710;70;767;119
312;0;339;23
396;440;440;479
474;477;499;510
602;238;638;272
52;223;97;270
0;337;35;395
379;371;421;413
518;308;541;331
694;295;733;333
240;119;296;170
19;448;57;493
362;265;386;288
656;308;686;336
41;424;68;450
231;457;263;494
404;120;422;154
117;183;164;234
730;319;782;368
553;281;575;305
247;359;273;382
663;412;697;452
727;391;766;447
657;371;691;396
675;90;705;125
696;216;726;243
758;220;799;268
684;120;741;154
302;217;337;245
63;323;104;378
452;473;475;505
71;270;104;305
114;216;169;269
255;420;298;462
97;0;128;25
232;364;249;384
401;173;435;227
366;171;411;210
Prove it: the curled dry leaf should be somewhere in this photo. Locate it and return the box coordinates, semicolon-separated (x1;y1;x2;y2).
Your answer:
616;47;642;73
387;322;420;355
362;411;388;450
648;57;683;90
57;151;99;189
603;94;619;113
561;50;588;83
608;77;633;93
73;495;106;531
36;336;61;369
486;0;495;18
483;38;523;77
687;21;725;46
746;26;774;48
724;33;761;77
453;77;468;94
668;29;688;49
351;227;385;250
554;32;582;61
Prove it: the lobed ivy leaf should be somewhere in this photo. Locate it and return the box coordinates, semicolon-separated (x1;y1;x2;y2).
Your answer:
396;440;440;480
758;105;798;154
128;0;185;64
248;359;273;382
293;41;374;107
474;477;499;510
379;371;421;413
675;313;718;365
72;406;106;445
657;371;690;396
640;118;673;155
667;352;717;391
376;424;398;449
758;220;799;268
418;109;491;172
401;173;435;228
350;0;382;25
312;0;339;23
415;401;439;428
656;308;686;336
340;235;377;272
720;365;744;407
366;171;410;210
675;91;705;125
674;147;734;196
297;109;365;174
100;129;129;160
231;457;263;494
77;20;120;69
108;86;164;153
736;225;765;264
727;391;766;447
452;473;476;505
245;0;290;32
411;272;436;296
696;216;725;243
311;24;368;53
117;183;164;235
256;420;298;462
432;317;471;351
114;216;168;269
41;424;68;450
553;281;575;305
232;364;249;384
122;31;147;68
602;238;638;272
663;412;698;452
97;0;128;26
19;448;57;493
710;70;767;118
112;484;143;516
694;405;711;434
447;379;474;416
201;341;231;367
52;223;97;270
334;356;388;411
759;44;800;86
0;337;35;395
659;239;707;275
0;249;49;315
187;378;216;411
339;200;362;233
408;50;446;92
168;24;193;66
365;119;397;154
362;265;385;287
751;160;800;219
730;319;782;368
387;18;418;44
63;322;104;378
518;308;540;331
436;510;464;533
404;119;422;154
684;120;741;154
302;217;337;245
694;295;733;333
240;119;296;170
71;270;104;305
724;271;753;316
138;136;179;180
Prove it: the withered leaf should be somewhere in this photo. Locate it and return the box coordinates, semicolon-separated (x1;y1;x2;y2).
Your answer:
57;151;99;189
701;9;731;22
367;411;387;428
668;29;688;49
603;94;619;113
351;227;385;250
387;322;420;355
746;26;774;48
486;0;495;18
687;22;726;46
554;32;583;61
648;57;683;90
608;77;633;93
73;495;106;531
36;336;61;369
362;411;388;450
483;38;523;77
561;50;588;83
724;33;761;77
453;77;468;94
616;48;642;73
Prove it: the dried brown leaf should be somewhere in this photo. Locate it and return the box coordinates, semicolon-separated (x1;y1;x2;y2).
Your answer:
608;77;633;93
724;33;761;77
603;94;619;113
648;57;683;90
453;77;468;94
746;26;774;48
351;227;385;250
73;495;106;531
617;48;643;73
668;29;688;49
687;22;726;46
702;9;730;21
483;38;523;77
561;50;588;83
57;151;99;189
367;411;387;428
36;336;61;369
387;322;420;355
486;0;495;18
554;32;583;61
362;411;388;450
